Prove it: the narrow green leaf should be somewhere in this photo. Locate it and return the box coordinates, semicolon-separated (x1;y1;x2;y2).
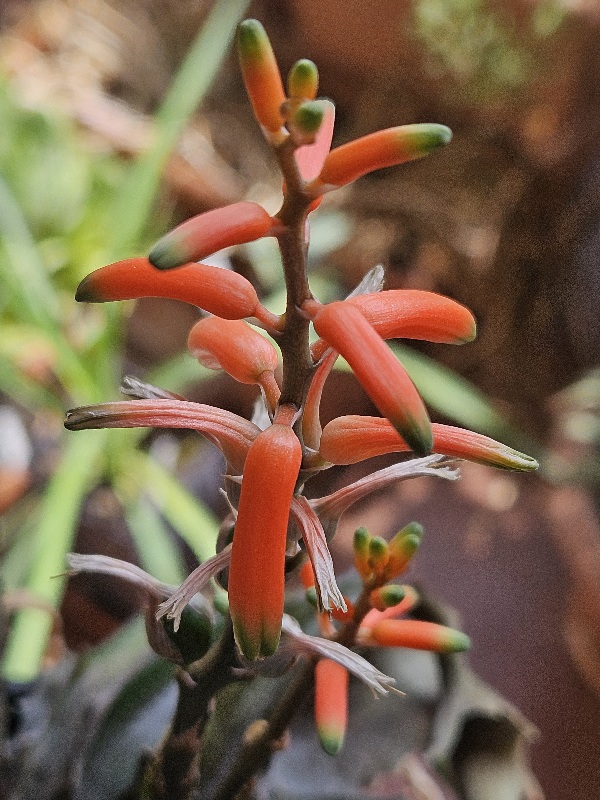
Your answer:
122;495;186;585
108;0;251;256
2;431;107;681
126;451;218;561
0;175;60;326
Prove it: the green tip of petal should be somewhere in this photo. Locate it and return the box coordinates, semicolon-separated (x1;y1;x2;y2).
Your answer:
306;586;319;608
293;100;325;135
318;725;345;755
369;536;388;559
288;59;319;99
148;237;186;271
412;123;452;152
380;584;406;607
237;19;269;60
502;448;539;472
444;630;471;653
233;618;281;661
402;522;424;540
353;527;371;552
395;417;433;458
74;276;100;303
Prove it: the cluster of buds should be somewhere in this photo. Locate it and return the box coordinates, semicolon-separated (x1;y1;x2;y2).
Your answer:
65;18;537;753
301;523;470;754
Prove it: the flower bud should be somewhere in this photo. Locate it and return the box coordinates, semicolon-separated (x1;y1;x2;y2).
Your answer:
315;658;349;755
348;289;476;344
289;100;328;145
75;258;261;321
228;416;302;659
294;99;335;184
311;301;432;456
353;527;371;579
369;619;471;653
287;59;319;101
368;536;389;578
309;123;452;194
369;584;406;612
187;317;280;407
237;19;286;138
148;202;274;271
385;523;423;579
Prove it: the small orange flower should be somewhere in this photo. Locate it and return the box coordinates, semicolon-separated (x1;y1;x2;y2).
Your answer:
237;19;287;139
314;658;349;755
366;618;471;653
310;300;433;456
188;317;281;411
308;123;452;194
228;407;302;659
319;414;539;470
75;257;267;322
149;201;274;271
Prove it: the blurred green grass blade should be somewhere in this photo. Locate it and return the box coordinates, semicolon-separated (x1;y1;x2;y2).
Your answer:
0;356;61;411
109;0;250;256
127;451;218;561
122;496;185;585
388;344;509;433
389;343;539;450
0;175;60;326
1;431;107;682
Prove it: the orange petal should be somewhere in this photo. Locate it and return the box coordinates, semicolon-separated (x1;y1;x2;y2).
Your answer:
315;659;349;755
309;123;451;193
76;258;260;320
64;399;258;473
237;19;286;138
188;317;279;385
312;302;432;456
320;415;538;470
368;619;470;653
228;419;302;659
149;202;274;270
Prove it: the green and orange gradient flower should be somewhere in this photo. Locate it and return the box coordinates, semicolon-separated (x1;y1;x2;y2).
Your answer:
65;17;537;756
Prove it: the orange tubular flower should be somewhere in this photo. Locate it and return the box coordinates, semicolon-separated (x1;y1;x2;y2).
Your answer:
319;414;538;470
228;407;302;660
187;317;281;411
307;123;452;195
314;658;349;755
237;19;287;140
349;290;476;344
366;618;470;654
310;289;476;362
148;202;275;271
310;301;432;457
76;258;265;322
